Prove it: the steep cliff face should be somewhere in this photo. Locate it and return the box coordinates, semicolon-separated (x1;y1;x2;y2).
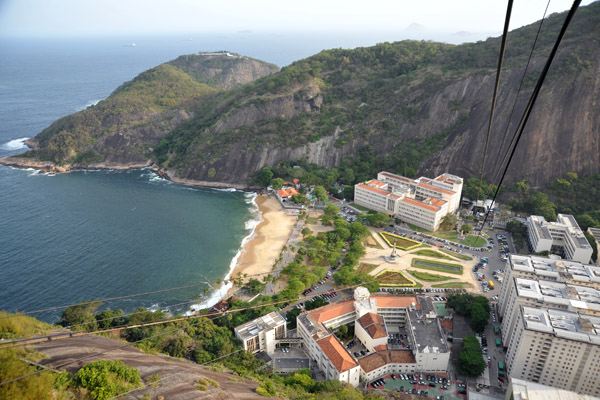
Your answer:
4;54;279;171
3;3;599;188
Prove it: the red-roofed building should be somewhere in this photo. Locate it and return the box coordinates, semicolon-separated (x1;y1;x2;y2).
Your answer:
356;312;388;350
276;187;299;199
354;171;462;231
296;287;449;387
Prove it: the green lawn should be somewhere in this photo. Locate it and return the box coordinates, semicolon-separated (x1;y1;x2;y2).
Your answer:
411;249;455;261
379;232;422;250
411;258;463;274
439;249;472;260
461;235;487;247
432;282;474;288
349;203;375;213
407;270;456;282
375;270;421;287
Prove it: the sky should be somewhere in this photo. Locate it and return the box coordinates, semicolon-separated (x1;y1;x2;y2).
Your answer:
0;0;595;40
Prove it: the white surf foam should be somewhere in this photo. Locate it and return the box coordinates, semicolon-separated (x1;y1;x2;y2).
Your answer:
75;99;101;111
211;187;238;193
185;191;261;314
1;137;30;151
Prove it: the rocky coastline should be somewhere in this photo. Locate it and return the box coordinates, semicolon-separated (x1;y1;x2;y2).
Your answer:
0;154;261;191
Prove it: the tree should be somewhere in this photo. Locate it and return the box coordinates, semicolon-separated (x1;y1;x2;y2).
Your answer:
457;335;487;376
440;213;458;230
461;223;473;235
363;212;392;227
60;300;103;331
343;185;355;201
313;186;328;203
301;227;313;237
286;307;302;329
470;302;489;333
271;177;284;189
305;297;329;310
244;278;266;295
258;166;273;187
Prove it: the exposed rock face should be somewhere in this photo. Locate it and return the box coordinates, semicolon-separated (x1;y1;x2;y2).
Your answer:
2;4;599;188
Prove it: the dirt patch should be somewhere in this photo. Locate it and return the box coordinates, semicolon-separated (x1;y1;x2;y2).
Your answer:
33;331;266;400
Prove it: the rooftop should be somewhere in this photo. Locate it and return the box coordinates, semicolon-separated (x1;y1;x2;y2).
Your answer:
309;300;355;324
521;306;600;343
235;311;285;340
417;182;455;196
510;377;600;400
400;196;443;212
509;255;600;286
276;187;298;198
408;305;449;354
358;349;416;373
316;334;358;373
372;294;419;309
513;277;600;314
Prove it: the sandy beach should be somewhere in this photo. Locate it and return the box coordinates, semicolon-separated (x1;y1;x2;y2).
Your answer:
225;194;296;295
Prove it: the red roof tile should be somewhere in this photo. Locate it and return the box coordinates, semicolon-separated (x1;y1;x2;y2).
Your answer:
367;324;387;339
309;300;355;324
356;184;393;197
418;182;454;195
372;295;419;309
277;188;299;198
400;197;441;212
316;335;358;372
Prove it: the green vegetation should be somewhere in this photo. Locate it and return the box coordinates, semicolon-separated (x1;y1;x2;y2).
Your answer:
506;220;528;253
375;270;419;287
350;203;373;212
407;270;456;282
462;178;502;201
379;232;422;250
458;335;487;376
411;249;455;261
440;214;458;230
432;282;473;289
411;258;463;274
360;212;392;228
244;279;266;295
74;360;141;400
447;294;490;333
461;235;487;248
0;311;53;339
439;248;472;260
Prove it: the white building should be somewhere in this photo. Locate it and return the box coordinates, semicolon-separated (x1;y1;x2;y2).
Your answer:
234;311;286;354
503;306;600;396
296;287;449;387
506;377;600;400
353;172;462;231
527;214;593;263
497;255;600;396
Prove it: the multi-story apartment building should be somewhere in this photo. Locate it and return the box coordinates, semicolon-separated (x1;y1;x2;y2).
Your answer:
297;287;449;387
503;306;600;396
234;311;286;354
527;214;593;263
505;377;600;400
353;171;462;231
497;255;600;396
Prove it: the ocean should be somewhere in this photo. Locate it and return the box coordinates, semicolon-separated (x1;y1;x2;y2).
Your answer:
0;31;481;323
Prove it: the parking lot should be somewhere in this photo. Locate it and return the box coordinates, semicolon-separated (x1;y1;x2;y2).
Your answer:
369;373;467;400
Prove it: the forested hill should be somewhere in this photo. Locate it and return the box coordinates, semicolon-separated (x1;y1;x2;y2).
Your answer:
2;2;600;187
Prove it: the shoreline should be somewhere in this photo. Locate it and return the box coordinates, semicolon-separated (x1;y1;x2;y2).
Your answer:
1;155;292;313
0;155;260;191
